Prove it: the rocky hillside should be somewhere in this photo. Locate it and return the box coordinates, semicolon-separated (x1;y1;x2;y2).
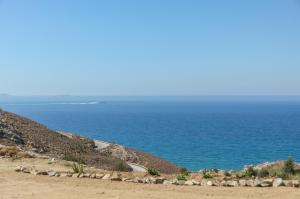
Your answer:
0;109;181;173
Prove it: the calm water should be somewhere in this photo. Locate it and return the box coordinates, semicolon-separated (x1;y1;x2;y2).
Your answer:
1;100;300;171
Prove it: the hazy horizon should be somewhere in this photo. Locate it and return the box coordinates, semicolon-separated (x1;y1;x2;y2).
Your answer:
1;0;300;96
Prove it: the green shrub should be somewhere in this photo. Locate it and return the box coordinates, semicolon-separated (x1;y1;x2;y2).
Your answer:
257;169;269;178
224;171;231;177
180;167;190;176
201;169;212;179
72;163;84;174
237;166;257;178
114;162;129;172
63;154;86;164
147;167;160;176
176;174;187;181
282;156;295;175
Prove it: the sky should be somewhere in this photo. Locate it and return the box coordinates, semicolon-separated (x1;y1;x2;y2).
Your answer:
0;0;300;96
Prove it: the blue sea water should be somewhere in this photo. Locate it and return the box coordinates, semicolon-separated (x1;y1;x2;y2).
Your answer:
1;99;300;171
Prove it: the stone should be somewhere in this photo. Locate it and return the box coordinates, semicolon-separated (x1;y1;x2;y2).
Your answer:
184;180;194;186
246;179;254;187
226;180;239;187
95;173;104;179
34;170;48;175
47;171;57;177
292;180;300;187
14;166;22;172
83;173;91;178
72;173;79;178
121;178;130;181
177;180;186;185
90;173;96;179
191;179;200;185
239;180;247;187
273;178;283;187
283;180;293;187
133;177;143;183
163;180;172;185
220;180;227;186
78;173;84;178
21;167;31;174
110;173;122;181
155;177;166;184
201;179;208;186
206;181;213;186
60;173;68;177
254;179;262;187
102;174;111;180
260;179;273;187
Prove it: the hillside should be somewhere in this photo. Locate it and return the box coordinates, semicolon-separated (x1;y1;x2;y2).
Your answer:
0;109;181;173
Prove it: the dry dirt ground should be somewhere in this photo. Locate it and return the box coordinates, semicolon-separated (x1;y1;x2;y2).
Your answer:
1;158;300;199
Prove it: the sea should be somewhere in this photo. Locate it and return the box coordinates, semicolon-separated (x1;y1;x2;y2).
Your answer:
1;97;300;171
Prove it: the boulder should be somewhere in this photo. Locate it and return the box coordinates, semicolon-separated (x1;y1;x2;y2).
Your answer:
207;181;213;186
292;180;300;187
191;179;200;185
90;173;96;179
72;173;79;178
34;170;48;175
95;173;104;179
260;179;273;187
239;180;247;187
254;179;262;187
83;173;91;178
155;177;166;184
14;166;22;172
176;180;186;185
226;180;239;187
201;179;208;186
184;180;194;186
110;173;122;181
283;180;293;187
47;171;57;177
163;180;172;185
102;174;111;180
246;179;254;187
273;178;283;187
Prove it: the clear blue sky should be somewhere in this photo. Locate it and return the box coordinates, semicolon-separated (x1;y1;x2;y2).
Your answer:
0;0;300;96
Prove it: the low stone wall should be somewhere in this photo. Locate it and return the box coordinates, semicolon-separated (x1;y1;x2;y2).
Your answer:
15;166;300;188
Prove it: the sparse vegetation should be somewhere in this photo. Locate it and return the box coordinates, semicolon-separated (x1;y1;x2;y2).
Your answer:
282;156;295;175
114;162;129;172
257;169;269;178
147;167;160;176
180;167;190;176
237;166;257;178
176;174;187;181
201;169;213;179
72;163;84;174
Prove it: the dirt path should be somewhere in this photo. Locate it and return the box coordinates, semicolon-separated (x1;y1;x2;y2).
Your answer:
1;159;300;199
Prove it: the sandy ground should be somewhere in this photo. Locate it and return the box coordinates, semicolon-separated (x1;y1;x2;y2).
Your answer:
1;158;300;199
